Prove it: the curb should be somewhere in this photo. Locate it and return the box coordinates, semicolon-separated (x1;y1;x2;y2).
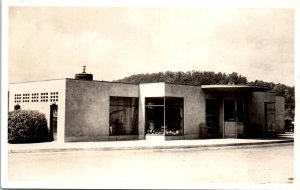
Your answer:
8;139;294;154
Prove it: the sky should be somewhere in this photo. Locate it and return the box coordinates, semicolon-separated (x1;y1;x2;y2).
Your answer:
8;7;294;86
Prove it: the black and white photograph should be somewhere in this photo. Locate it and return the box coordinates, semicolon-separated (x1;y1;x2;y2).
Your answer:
1;0;298;189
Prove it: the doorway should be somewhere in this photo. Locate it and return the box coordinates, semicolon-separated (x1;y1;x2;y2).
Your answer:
265;102;275;131
224;99;249;138
50;104;58;141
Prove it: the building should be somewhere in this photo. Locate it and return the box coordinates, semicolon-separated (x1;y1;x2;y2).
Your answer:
8;69;285;143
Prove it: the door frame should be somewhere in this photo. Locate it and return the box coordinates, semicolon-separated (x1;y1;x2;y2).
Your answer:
50;103;58;141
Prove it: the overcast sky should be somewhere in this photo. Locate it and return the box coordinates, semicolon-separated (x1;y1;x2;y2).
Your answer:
9;7;294;86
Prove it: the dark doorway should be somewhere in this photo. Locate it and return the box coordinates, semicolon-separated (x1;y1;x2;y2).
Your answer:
265;102;276;131
206;99;219;137
50;104;58;141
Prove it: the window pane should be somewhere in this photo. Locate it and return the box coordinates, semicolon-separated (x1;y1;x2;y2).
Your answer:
165;98;184;135
224;100;235;121
109;97;138;135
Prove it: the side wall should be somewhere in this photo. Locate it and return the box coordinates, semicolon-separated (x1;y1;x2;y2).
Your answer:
275;96;285;133
250;92;276;137
65;79;140;142
9;79;66;143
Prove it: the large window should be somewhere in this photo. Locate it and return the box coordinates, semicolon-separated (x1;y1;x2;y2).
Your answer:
145;97;184;136
109;97;138;135
224;99;249;122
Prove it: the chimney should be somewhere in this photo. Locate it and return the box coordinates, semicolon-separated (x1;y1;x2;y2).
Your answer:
75;66;93;80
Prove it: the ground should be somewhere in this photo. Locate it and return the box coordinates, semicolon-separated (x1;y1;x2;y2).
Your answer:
8;143;293;188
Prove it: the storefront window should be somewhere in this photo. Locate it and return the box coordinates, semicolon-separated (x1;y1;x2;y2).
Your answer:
145;97;184;136
109;97;138;135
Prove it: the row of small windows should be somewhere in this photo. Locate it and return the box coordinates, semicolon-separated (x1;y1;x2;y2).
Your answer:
14;92;59;103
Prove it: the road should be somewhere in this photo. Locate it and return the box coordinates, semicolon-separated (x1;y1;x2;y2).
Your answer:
8;143;293;187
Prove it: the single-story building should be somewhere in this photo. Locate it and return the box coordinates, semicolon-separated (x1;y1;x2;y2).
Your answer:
8;69;285;143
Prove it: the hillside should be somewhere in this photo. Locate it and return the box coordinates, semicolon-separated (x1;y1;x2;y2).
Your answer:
115;71;294;119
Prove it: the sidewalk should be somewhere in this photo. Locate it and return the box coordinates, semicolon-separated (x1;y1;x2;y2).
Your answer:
8;133;294;153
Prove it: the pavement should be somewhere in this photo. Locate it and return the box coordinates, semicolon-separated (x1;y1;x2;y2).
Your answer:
7;133;294;153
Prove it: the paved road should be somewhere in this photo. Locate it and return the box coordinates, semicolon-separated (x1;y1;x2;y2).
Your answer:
8;143;293;187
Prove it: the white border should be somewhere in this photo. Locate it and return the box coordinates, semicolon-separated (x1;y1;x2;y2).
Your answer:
1;0;299;189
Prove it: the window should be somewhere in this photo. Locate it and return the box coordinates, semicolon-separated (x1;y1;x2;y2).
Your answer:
41;93;48;102
224;99;249;122
265;102;275;131
32;93;39;102
22;94;30;103
109;97;138;135
145;97;184;136
206;99;219;135
165;98;184;135
224;100;235;121
14;94;21;103
50;92;58;102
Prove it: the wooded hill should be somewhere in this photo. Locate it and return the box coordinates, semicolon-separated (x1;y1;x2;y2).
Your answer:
115;71;294;119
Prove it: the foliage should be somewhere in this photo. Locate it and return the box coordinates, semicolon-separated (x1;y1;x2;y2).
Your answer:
8;110;50;143
116;71;294;119
117;71;247;85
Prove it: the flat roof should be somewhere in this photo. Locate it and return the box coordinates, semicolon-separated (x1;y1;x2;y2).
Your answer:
201;85;271;92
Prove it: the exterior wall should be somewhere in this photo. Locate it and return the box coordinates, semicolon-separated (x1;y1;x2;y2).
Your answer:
250;92;276;137
65;79;141;142
9;79;67;143
165;84;204;139
275;96;285;133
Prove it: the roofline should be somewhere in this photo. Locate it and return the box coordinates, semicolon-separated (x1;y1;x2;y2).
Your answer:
201;84;271;88
65;78;139;85
9;78;67;84
9;79;273;90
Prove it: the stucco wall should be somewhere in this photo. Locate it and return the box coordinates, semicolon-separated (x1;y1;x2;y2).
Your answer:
65;79;140;142
275;96;285;133
9;79;66;143
250;92;276;136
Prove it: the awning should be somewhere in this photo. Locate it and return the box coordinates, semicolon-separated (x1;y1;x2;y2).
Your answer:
201;85;271;93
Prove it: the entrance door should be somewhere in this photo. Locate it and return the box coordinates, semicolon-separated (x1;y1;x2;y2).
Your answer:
265;102;275;131
50;104;58;141
224;100;237;138
223;99;249;138
206;99;219;137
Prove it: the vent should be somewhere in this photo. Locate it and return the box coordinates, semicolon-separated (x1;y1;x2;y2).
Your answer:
75;66;93;81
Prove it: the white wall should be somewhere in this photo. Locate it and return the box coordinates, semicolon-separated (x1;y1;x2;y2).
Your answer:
9;79;66;143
